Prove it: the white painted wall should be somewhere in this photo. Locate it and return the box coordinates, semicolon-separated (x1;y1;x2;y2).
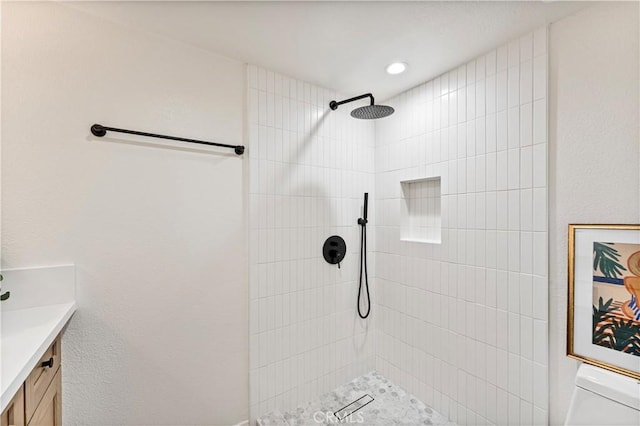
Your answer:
246;65;376;422
1;2;248;425
548;3;640;424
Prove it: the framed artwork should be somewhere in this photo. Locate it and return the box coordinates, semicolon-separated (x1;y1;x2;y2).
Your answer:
568;224;640;379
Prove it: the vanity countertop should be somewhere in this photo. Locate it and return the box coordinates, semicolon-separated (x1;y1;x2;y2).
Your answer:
1;301;76;412
0;264;76;413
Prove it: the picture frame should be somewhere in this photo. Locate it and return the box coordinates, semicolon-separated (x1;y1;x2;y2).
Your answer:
568;224;640;379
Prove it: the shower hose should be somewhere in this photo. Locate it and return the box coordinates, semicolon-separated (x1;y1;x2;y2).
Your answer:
358;217;371;319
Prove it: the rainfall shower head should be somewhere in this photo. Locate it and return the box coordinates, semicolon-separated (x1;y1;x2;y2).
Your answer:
329;93;394;120
350;104;395;120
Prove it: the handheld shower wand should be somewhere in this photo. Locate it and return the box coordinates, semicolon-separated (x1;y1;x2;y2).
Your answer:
357;193;371;319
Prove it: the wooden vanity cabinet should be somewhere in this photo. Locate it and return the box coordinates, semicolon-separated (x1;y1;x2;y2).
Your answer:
26;370;61;426
1;337;62;426
1;389;25;426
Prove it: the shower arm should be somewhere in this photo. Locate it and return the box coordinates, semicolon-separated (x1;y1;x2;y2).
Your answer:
329;93;374;111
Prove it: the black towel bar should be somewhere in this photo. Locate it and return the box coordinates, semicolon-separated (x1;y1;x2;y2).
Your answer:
90;124;245;155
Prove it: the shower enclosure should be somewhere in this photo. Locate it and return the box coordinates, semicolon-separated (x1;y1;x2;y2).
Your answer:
248;25;549;425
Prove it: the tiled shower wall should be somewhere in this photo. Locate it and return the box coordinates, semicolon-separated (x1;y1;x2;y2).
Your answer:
247;65;376;422
374;28;549;426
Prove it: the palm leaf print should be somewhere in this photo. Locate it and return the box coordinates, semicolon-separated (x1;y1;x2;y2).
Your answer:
593;242;627;279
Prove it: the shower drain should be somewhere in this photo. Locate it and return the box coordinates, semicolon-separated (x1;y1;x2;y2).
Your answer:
334;394;374;421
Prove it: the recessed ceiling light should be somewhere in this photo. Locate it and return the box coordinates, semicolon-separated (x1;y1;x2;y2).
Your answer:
386;62;407;75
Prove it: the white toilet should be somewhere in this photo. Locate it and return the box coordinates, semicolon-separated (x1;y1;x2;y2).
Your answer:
565;363;640;425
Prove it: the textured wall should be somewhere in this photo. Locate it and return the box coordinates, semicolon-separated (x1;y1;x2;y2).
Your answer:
374;29;549;425
247;65;376;422
548;3;640;424
2;3;247;424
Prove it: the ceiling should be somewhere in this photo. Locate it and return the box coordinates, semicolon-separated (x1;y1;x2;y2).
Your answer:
65;1;593;100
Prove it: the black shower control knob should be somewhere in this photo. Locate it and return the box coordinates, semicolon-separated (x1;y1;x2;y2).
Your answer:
323;236;346;266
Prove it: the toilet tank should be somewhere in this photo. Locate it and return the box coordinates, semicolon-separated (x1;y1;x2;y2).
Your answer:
565;364;640;425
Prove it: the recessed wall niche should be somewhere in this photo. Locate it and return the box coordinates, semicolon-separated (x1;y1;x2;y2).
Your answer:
400;177;441;244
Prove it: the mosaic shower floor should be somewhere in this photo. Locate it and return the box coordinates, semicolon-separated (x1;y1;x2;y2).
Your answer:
257;371;453;426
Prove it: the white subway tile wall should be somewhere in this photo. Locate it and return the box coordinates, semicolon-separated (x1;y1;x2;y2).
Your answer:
247;65;377;422
374;27;548;426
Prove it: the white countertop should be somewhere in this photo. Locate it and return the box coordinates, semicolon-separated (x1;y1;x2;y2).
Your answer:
1;302;76;412
0;265;77;413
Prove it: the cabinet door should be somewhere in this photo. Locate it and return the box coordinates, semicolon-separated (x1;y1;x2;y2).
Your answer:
1;387;25;426
25;340;60;422
26;370;60;426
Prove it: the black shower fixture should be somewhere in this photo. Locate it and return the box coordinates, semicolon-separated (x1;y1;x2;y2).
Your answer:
323;235;346;268
329;93;394;119
357;192;371;319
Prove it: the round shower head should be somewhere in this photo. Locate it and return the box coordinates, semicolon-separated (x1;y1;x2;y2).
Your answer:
329;93;394;120
350;104;394;120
